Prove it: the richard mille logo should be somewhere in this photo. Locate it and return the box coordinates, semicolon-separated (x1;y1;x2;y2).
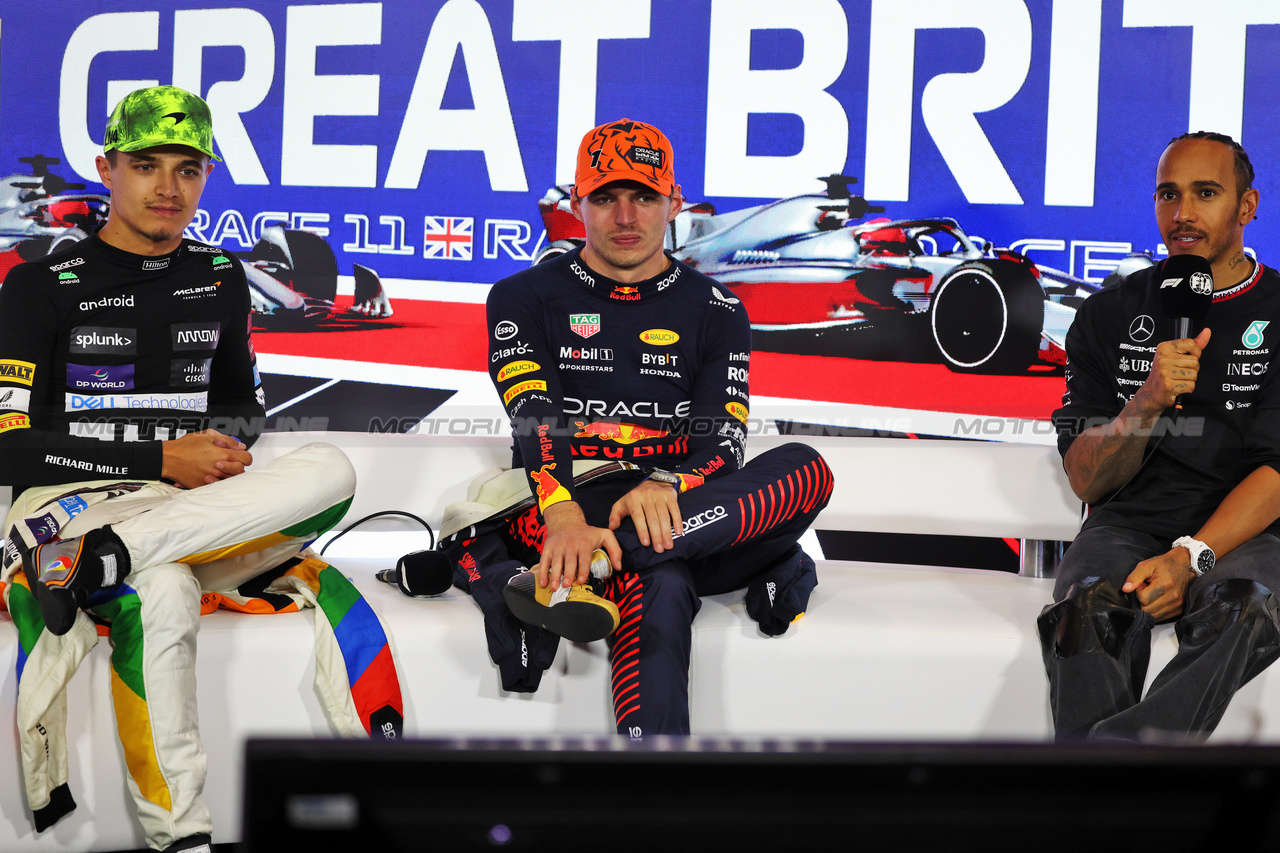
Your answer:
1129;314;1155;343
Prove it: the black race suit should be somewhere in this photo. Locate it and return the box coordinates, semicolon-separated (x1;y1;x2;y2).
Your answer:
464;248;833;736
0;231;265;492
1041;260;1280;738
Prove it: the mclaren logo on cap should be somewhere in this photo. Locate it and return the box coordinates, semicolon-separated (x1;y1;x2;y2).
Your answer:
165;112;187;125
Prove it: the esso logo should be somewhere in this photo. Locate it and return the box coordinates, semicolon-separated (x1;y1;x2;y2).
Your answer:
495;320;518;341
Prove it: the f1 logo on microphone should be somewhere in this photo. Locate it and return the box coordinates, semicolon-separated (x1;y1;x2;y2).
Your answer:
1160;277;1182;289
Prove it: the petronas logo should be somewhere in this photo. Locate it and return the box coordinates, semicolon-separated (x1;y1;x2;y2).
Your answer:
1243;320;1269;349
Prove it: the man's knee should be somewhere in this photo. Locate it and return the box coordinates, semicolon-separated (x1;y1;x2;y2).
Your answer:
614;561;699;621
291;442;356;495
1181;578;1280;644
130;563;201;630
1038;576;1152;659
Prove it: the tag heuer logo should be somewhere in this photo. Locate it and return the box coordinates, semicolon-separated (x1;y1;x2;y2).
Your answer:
1243;320;1270;349
570;313;600;338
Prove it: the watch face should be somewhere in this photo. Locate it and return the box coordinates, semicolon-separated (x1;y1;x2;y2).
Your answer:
1197;550;1214;574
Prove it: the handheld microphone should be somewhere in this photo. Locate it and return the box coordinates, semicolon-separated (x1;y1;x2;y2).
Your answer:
1156;254;1214;409
376;550;453;598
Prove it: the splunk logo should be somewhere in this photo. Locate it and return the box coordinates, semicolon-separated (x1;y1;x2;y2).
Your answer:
70;326;136;355
673;505;727;539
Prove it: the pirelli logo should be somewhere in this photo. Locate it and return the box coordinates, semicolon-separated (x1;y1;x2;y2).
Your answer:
0;359;35;386
0;412;30;434
503;379;547;405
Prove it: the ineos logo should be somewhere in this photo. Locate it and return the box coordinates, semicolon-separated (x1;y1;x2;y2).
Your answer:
495;320;518;341
1129;314;1155;343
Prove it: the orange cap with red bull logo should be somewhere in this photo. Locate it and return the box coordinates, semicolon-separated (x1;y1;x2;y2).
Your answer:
574;118;675;198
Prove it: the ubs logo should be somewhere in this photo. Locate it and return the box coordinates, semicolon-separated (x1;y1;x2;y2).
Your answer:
1129;314;1155;343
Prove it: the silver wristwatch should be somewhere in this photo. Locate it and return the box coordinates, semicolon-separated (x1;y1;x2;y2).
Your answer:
1173;536;1216;576
646;469;680;487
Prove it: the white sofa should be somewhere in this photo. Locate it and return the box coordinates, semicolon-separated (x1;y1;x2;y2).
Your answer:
2;432;1278;852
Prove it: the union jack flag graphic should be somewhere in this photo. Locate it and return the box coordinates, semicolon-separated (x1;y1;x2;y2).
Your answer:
423;216;474;260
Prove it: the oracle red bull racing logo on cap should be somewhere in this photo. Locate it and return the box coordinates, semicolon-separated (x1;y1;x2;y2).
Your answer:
574;421;669;444
570;313;600;338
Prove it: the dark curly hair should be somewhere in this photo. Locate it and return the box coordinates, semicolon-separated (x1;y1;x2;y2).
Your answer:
1169;131;1255;198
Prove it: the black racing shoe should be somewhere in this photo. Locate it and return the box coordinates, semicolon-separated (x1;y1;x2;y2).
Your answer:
504;563;620;643
23;526;129;636
162;833;212;853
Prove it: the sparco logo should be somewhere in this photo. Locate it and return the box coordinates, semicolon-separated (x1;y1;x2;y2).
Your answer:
570;260;595;288
49;258;85;272
79;294;135;312
495;320;518;340
675;505;728;538
185;244;222;253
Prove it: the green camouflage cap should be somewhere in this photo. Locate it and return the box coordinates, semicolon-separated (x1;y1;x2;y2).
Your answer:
103;85;220;161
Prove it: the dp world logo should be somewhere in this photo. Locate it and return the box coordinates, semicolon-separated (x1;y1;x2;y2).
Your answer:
1243;320;1270;349
1128;314;1155;342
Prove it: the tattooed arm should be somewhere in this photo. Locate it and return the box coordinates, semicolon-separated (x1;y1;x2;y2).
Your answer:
1064;328;1211;503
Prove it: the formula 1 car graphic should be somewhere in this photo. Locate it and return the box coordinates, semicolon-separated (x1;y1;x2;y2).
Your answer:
534;177;1099;374
0;156;393;326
